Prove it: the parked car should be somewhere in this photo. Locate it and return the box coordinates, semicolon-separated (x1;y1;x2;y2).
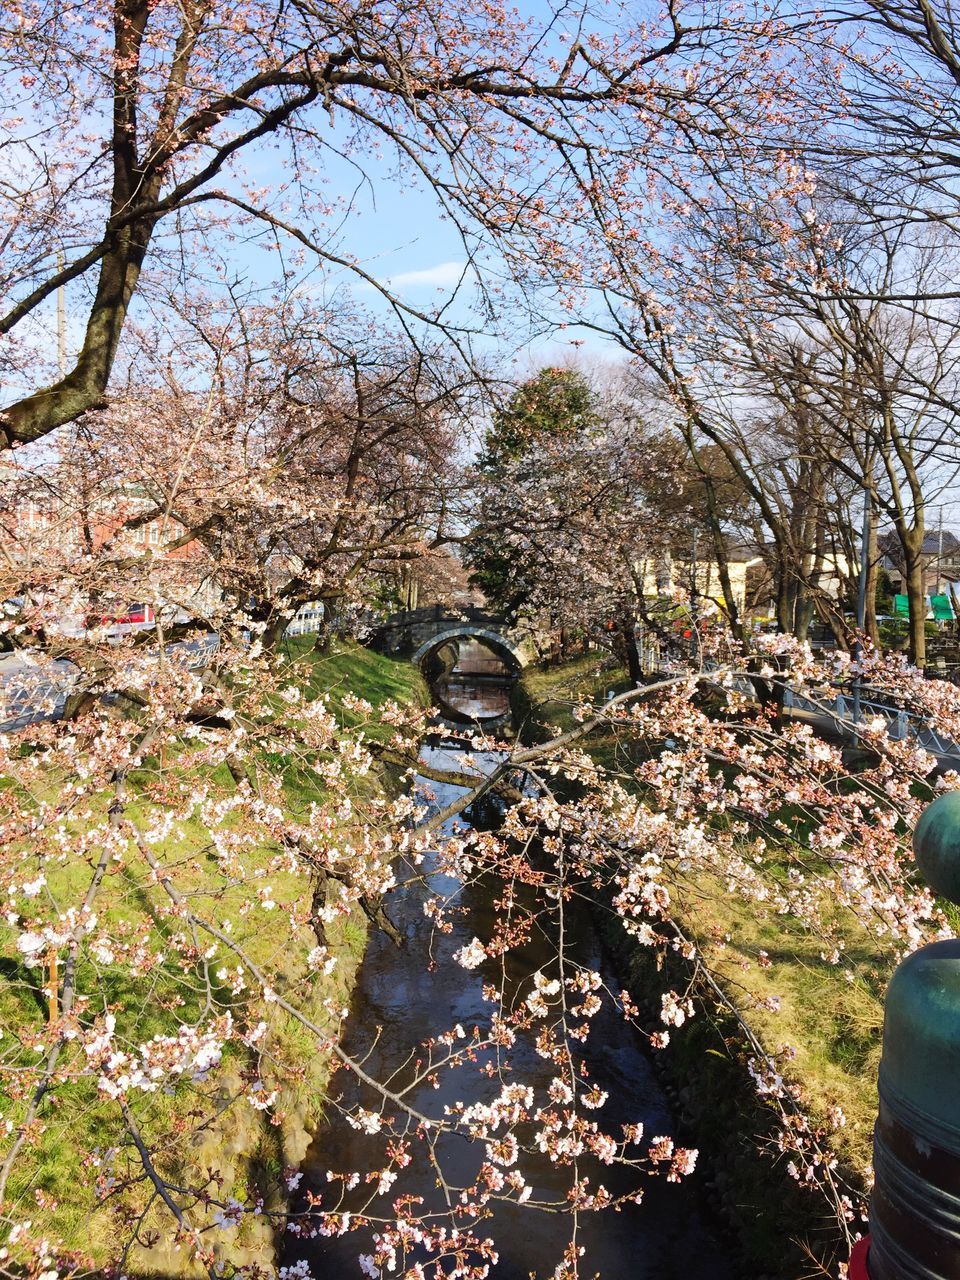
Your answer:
84;602;155;629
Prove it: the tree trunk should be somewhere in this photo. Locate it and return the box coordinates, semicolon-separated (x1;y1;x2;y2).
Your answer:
624;614;647;686
706;525;745;644
775;563;793;633
905;550;927;667
312;609;333;653
622;620;644;685
864;510;880;648
261;616;288;652
793;591;815;640
815;600;851;653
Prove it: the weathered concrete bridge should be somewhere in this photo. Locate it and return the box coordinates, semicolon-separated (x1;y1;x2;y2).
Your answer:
367;605;535;671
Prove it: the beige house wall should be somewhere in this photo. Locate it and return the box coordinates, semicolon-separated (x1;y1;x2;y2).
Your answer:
634;555;758;613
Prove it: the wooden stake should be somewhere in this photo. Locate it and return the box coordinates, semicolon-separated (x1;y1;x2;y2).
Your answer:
48;954;58;1024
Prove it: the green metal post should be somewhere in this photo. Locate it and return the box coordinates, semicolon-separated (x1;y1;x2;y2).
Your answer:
866;789;960;1278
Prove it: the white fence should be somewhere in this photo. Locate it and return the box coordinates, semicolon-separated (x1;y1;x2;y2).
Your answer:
284;604;324;638
659;651;960;767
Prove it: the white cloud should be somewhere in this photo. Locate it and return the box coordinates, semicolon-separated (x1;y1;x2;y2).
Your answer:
383;260;472;290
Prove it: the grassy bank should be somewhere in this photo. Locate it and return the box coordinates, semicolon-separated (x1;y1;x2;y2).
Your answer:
519;654;885;1277
0;639;427;1275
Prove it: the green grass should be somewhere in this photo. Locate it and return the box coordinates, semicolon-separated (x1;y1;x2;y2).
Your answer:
0;638;427;1273
284;636;429;722
520;651;631;730
520;655;891;1184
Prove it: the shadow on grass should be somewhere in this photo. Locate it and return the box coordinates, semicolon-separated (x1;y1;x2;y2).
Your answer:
0;956;49;1018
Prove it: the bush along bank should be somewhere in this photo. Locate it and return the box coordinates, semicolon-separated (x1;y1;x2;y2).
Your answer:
516;656;875;1280
0;639;428;1278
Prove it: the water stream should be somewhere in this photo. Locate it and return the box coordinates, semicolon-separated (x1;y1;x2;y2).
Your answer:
283;663;731;1278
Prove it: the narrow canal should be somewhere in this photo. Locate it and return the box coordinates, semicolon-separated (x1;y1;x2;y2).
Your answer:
283;644;731;1278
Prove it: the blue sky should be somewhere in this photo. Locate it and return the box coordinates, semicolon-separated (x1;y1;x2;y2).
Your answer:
19;0;959;521
219;127;613;370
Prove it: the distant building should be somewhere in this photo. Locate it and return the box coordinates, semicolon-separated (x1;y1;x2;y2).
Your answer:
742;546;854;619
879;530;960;597
634;543;764;613
0;462;218;618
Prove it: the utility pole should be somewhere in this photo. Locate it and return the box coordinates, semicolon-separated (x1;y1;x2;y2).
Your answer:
853;487;871;726
690;526;698;616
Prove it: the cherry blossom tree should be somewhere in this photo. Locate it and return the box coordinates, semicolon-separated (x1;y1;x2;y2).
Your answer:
466;366;695;677
6;335;960;1278
0;296;471;661
1;0;832;446
7;7;960;1280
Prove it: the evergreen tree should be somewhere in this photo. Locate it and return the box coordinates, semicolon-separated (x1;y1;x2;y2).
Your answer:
468;368;598;613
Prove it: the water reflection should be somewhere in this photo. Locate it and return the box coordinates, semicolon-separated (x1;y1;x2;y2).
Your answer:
434;639;513;722
283;705;731;1279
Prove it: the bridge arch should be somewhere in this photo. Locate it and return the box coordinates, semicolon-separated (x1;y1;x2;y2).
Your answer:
411;626;529;671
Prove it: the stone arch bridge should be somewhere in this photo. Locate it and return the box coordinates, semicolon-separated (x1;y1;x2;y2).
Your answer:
367;606;535;671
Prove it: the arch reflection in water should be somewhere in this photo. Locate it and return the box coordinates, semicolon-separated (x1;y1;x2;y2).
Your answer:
430;638;513;721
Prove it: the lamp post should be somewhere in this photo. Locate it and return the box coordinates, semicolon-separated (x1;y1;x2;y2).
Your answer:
852;788;960;1278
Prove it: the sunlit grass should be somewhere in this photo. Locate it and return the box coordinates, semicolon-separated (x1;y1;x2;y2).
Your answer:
0;639;426;1268
521;652;891;1182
